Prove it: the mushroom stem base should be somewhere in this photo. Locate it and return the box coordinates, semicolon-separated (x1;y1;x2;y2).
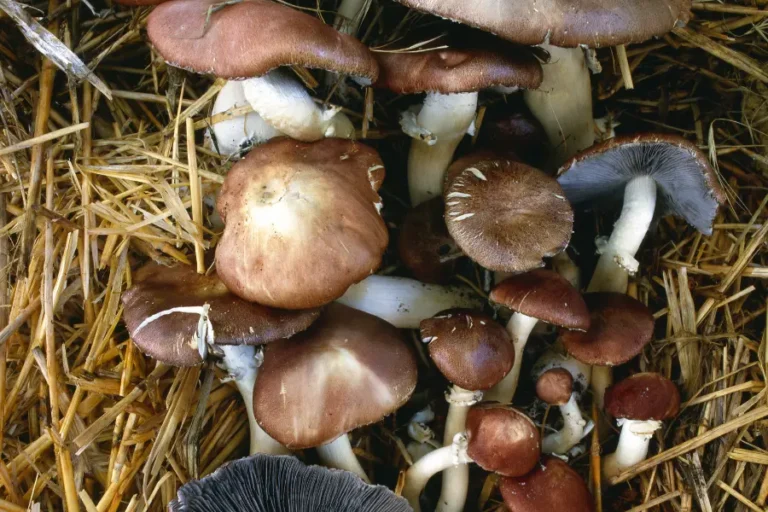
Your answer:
542;394;587;454
483;313;539;404
316;434;370;483
602;419;661;481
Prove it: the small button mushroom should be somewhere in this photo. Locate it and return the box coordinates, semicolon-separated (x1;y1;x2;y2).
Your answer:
500;456;595;512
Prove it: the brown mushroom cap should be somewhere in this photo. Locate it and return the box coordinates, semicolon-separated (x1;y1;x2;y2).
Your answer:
253;304;417;448
476;104;548;168
465;403;541;477
115;0;167;5
420;309;514;391
605;373;681;421
489;269;590;330
121;263;321;367
560;293;654;366
500;456;595;512
147;0;379;80
395;0;691;48
536;368;573;406
215;137;388;309
398;198;459;284
444;156;574;272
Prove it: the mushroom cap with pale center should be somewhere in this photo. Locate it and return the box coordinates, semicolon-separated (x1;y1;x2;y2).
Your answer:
535;368;573;406
253;304;417;449
604;372;681;421
500;456;595;512
398;198;459;284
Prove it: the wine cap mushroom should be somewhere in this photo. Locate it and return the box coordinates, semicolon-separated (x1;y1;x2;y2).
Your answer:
398;198;459;284
605;373;681;421
499;456;595;512
253;304;417;448
465;403;541;477
420;309;514;391
215;138;388;309
170;454;412;512
560;293;654;366
121;263;321;367
444;155;573;272
490;269;590;331
535;368;573;406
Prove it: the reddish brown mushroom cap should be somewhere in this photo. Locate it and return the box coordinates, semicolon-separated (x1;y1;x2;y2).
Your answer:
115;0;167;5
121;263;321;367
536;368;573;406
500;456;595;512
605;373;681;421
490;269;590;330
253;304;417;448
465;403;541;477
215;138;388;309
420;309;514;391
444;156;574;272
147;0;379;80
398;198;459;284
560;293;654;366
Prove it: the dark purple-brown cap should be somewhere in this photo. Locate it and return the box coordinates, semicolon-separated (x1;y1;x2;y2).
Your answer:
605;373;681;421
560;293;654;366
215;137;388;309
536;368;573;406
395;0;691;48
444;156;573;272
490;269;590;330
147;0;379;80
476;104;548;168
500;456;595;512
558;134;725;235
253;304;417;449
420;309;513;391
398;198;459;284
121;263;321;367
465;403;541;477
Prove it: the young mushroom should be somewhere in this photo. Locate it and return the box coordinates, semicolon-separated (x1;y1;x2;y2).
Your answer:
500;456;595;512
398;197;460;284
534;367;589;455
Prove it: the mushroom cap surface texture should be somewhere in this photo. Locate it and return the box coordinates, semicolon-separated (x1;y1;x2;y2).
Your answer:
147;0;378;80
490;269;590;330
499;456;595;512
394;0;691;48
604;372;681;421
557;134;725;235
121;263;321;367
253;304;417;448
444;155;573;272
398;198;459;284
560;292;655;366
421;309;514;391
535;368;573;406
465;403;541;477
169;454;412;512
215;138;388;309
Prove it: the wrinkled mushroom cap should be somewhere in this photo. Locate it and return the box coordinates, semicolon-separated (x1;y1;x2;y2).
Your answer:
421;309;514;390
170;454;412;512
147;0;379;80
500;456;595;512
557;133;725;235
398;198;459;284
121;263;321;367
535;368;573;406
215;138;388;309
253;304;417;448
395;0;691;48
490;269;590;330
465;403;541;477
605;373;681;421
444;156;573;272
560;293;654;366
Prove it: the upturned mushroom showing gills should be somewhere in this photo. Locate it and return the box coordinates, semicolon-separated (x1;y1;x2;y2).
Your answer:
558;134;725;294
121;263;321;455
602;373;680;481
500;456;595;512
215;138;388;309
170;454;412;512
253;304;417;483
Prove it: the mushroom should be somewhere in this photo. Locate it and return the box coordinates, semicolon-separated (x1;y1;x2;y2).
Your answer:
215;137;388;309
121;263;321;455
170;453;412;511
557;134;725;294
483;269;590;404
374;44;542;205
475;102;549;168
147;0;379;142
420;309;514;512
402;403;540;512
534;366;590;455
253;304;417;482
499;456;595;512
602;373;680;480
398;198;460;284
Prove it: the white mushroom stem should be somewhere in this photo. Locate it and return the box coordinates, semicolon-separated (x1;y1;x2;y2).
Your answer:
542;394;587;455
403;92;478;205
591;366;613;411
242;69;355;142
602;419;662;480
482;313;539;403
336;275;483;328
552;251;581;289
333;0;370;34
316;435;370;483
